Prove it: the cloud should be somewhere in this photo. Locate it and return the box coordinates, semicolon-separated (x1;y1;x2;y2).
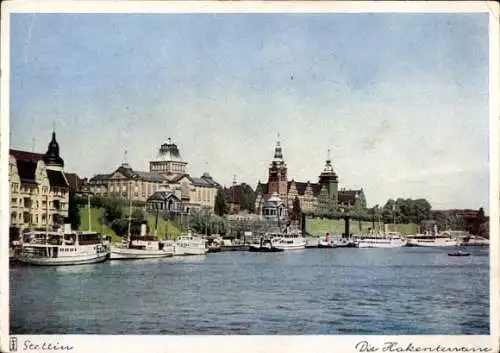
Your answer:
9;13;490;213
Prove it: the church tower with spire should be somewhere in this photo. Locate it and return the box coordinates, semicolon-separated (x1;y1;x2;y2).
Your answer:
43;131;64;172
267;134;288;199
318;149;338;205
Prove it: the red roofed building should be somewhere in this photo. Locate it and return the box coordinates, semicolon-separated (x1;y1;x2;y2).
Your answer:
431;208;487;235
255;135;367;216
9;132;69;232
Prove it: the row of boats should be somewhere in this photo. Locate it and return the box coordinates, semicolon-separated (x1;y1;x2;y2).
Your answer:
10;229;208;266
10;226;488;265
248;231;489;253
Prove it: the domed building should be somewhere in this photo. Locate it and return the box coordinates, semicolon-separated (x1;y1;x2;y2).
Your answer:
149;137;188;180
261;192;288;225
88;137;221;214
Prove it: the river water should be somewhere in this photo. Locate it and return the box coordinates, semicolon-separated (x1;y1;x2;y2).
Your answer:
10;247;489;335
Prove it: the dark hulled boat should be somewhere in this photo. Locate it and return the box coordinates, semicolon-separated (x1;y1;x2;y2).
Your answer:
248;238;284;252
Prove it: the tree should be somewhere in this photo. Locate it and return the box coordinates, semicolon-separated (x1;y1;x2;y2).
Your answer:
382;199;396;223
291;196;302;220
214;188;229;216
102;197;125;224
65;190;81;230
240;184;256;212
110;219;128;236
131;208;145;222
414;199;432;222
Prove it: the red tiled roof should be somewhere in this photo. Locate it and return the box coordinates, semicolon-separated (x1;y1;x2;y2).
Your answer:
10;149;44;162
64;173;80;190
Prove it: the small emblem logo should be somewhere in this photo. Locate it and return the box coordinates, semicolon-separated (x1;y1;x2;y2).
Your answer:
9;337;18;352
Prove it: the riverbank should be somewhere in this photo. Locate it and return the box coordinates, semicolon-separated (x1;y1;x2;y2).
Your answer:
78;207;182;242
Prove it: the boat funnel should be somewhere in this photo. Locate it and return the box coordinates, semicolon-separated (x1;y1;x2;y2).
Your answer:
141;224;147;236
384;223;389;234
64;223;72;234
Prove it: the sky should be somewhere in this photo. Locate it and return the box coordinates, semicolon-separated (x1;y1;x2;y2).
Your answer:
9;12;490;212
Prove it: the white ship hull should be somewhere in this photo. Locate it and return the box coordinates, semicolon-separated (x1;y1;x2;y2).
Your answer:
357;238;407;248
174;246;208;256
173;234;208;256
17;253;109;266
274;238;306;251
459;239;489;246
110;245;173;260
407;238;458;247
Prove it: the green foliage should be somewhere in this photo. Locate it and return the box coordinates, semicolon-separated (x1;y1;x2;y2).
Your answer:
109;219;129;236
101;197;125;224
239;184;256;212
74;194;88;208
65;190;81;230
145;212;182;240
432;212;467;232
79;207;120;242
306;216;418;236
214;188;229;216
382;198;432;224
291;196;302;220
132;200;146;208
478;221;489;238
188;209;228;235
131;208;145;222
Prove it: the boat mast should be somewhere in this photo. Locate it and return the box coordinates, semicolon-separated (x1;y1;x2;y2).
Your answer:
46;194;49;232
88;193;91;231
392;203;396;233
154;203;159;237
127;181;132;240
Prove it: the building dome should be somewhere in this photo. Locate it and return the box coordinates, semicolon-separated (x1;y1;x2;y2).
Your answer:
272;134;284;164
43;132;64;168
267;192;282;203
319;149;337;184
323;159;334;174
157;137;183;162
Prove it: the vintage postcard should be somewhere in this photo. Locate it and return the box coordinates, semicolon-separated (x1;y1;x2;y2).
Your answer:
1;1;499;353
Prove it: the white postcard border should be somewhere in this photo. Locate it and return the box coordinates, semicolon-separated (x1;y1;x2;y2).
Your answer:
1;1;498;353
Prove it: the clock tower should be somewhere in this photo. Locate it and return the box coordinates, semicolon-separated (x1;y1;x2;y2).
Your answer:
267;134;288;199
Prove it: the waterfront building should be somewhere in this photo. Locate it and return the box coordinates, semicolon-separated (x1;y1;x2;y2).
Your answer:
9;132;70;231
430;208;487;236
226;178;255;215
64;172;89;195
88;138;220;212
88;162;166;202
254;136;367;216
149;138;188;181
146;184;183;214
261;192;288;225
